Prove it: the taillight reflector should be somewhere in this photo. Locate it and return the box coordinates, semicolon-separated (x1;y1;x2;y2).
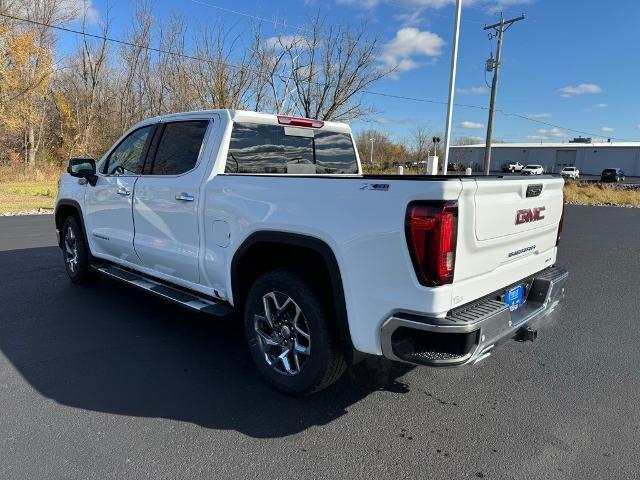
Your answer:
405;201;458;287
277;115;324;128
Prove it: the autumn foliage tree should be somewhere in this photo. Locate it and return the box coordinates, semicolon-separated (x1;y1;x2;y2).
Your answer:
0;0;390;173
0;26;53;169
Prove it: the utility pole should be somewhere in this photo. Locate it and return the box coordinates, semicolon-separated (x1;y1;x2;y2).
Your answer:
483;13;525;175
442;0;463;176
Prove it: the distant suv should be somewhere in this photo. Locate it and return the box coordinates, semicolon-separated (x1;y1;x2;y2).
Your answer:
521;165;544;175
601;168;625;183
560;166;579;179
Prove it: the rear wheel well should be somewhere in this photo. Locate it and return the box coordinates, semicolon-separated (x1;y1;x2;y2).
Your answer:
231;234;352;357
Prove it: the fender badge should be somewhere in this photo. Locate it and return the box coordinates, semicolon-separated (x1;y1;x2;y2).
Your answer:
360;183;389;191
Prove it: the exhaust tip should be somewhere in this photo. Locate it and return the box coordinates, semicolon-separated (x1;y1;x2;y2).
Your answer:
514;326;537;343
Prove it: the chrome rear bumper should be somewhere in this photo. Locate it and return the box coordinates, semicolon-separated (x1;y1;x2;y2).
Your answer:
380;266;568;366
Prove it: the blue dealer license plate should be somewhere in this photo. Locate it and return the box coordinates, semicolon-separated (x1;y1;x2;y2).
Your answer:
505;285;524;311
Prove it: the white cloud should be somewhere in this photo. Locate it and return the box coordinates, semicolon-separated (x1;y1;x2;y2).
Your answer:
538;128;566;138
526;135;548;140
526;113;552;119
337;0;455;8
457;86;489;95
265;35;304;49
337;0;530;13
484;0;533;15
636;124;640;130
460;121;484;129
601;126;614;132
62;0;99;24
380;27;445;76
394;10;426;27
594;103;608;108
559;83;602;98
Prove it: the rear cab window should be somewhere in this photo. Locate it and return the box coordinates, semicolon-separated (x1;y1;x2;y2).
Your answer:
148;120;209;175
225;122;358;175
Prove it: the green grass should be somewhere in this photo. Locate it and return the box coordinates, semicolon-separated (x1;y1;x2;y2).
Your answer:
0;180;58;213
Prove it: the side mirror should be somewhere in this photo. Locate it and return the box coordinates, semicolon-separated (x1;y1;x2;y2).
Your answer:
67;158;97;186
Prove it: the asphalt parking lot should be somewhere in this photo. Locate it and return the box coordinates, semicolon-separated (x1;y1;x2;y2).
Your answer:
1;207;639;480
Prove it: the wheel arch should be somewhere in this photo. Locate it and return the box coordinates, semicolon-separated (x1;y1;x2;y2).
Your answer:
55;200;89;250
231;231;353;356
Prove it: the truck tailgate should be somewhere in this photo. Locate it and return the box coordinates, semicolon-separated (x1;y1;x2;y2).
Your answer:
451;176;564;306
474;180;562;240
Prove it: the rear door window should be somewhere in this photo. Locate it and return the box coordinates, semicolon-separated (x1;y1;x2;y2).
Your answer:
150;120;209;175
226;122;358;174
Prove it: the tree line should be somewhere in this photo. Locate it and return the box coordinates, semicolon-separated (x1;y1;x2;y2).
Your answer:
0;0;388;171
0;0;481;174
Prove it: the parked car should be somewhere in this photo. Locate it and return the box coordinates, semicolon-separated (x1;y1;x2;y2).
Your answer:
54;109;568;395
560;166;580;179
502;161;524;173
521;165;544;175
601;168;625;183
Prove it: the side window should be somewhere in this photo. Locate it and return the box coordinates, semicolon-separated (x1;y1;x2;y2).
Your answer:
150;121;209;175
314;131;359;174
225;122;358;174
105;126;153;176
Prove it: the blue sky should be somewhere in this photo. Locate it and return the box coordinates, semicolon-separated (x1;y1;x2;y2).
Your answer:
68;0;640;143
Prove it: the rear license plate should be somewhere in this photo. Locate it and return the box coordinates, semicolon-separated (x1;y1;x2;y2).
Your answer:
505;285;524;311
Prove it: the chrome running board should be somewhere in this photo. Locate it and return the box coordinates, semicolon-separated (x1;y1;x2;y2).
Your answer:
92;264;233;317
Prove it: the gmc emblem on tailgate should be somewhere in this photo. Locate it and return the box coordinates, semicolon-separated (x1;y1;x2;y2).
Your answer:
515;207;546;225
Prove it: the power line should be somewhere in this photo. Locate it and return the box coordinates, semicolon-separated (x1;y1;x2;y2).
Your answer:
0;11;246;69
365;91;634;141
0;12;632;143
188;0;312;33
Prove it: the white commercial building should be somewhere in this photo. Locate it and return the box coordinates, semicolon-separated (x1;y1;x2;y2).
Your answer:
449;142;640;176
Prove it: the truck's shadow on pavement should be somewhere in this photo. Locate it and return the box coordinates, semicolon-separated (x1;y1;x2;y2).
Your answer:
0;247;413;438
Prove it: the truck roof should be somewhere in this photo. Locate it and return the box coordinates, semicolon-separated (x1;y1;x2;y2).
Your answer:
132;109;352;134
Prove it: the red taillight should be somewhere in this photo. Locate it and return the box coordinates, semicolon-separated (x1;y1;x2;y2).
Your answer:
405;201;458;286
277;115;324;128
556;192;566;245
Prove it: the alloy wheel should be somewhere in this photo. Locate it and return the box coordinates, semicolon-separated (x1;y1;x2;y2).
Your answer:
253;291;311;376
64;225;78;273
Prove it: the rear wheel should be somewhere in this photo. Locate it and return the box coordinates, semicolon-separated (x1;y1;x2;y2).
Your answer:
244;269;346;395
62;216;93;284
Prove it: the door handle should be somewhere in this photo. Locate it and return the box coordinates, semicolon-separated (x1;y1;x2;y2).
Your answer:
116;187;131;196
175;193;195;202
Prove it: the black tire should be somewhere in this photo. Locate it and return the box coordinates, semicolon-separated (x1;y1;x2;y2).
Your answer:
61;215;93;284
244;269;346;396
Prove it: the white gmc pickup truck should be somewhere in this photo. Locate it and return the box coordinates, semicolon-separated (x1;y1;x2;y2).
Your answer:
55;109;568;395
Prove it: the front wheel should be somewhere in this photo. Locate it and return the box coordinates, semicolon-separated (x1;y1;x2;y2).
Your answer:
61;216;93;284
244;269;346;395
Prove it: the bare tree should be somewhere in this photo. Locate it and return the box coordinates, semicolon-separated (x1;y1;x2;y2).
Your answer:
267;16;389;122
118;1;153;130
